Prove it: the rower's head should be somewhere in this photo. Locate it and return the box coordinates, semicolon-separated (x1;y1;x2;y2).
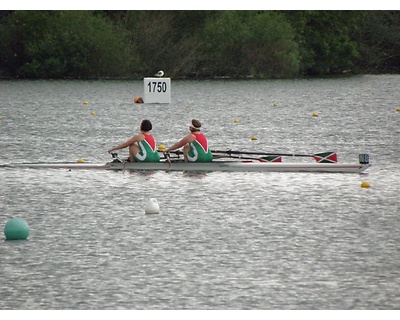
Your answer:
141;119;152;132
189;119;201;132
134;96;144;104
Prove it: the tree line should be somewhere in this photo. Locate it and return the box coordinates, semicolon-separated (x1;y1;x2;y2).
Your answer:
0;10;399;79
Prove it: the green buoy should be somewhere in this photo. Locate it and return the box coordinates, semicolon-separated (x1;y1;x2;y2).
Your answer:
4;218;30;240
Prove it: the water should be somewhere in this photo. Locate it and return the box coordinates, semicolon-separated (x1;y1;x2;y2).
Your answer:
0;76;399;309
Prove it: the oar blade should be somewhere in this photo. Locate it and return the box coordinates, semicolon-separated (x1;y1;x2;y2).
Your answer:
312;152;338;163
261;156;282;162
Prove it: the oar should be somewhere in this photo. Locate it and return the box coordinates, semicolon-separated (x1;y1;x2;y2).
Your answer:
158;149;184;155
211;150;338;163
164;152;172;168
159;150;282;162
212;154;282;162
110;152;122;162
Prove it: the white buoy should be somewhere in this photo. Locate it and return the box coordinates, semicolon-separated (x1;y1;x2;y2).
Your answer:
145;198;160;214
154;70;164;77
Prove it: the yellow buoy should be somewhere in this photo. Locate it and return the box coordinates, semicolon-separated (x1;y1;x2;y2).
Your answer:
77;159;85;163
91;111;96;116
83;101;89;105
396;108;400;112
233;119;239;123
312;113;319;117
158;144;166;151
361;181;371;188
272;103;278;106
251;136;257;140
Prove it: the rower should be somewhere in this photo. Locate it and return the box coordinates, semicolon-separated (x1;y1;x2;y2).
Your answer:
164;119;213;162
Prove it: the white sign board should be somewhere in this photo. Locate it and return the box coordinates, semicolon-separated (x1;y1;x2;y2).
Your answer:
143;77;171;104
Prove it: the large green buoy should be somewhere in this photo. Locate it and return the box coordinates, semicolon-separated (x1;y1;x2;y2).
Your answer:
4;218;30;240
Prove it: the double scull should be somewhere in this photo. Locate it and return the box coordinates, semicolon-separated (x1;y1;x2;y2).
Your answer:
2;152;371;173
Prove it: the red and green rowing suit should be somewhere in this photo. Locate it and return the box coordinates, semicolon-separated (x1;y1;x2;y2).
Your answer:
135;133;160;162
187;133;213;162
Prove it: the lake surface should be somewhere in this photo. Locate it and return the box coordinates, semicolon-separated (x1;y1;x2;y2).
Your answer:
0;76;399;310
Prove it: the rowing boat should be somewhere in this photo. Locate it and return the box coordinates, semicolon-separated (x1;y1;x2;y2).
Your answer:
3;161;370;173
1;151;371;173
3;158;371;173
108;160;369;173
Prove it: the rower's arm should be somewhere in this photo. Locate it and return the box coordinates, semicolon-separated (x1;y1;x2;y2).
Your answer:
166;135;193;152
108;134;142;152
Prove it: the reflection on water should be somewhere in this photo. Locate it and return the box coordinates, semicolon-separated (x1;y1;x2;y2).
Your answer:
0;76;399;309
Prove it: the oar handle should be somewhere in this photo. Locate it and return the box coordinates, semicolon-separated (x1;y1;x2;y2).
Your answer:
158;149;183;155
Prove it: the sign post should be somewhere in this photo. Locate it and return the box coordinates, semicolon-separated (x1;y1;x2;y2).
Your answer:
143;77;171;104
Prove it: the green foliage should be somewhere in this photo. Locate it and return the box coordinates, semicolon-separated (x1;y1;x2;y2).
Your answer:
244;12;299;78
0;11;138;78
201;11;250;75
0;10;398;79
123;11;211;77
201;11;299;78
352;11;400;73
283;11;360;75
